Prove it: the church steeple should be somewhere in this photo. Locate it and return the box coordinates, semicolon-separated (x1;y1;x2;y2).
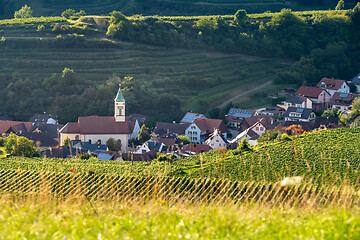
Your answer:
114;84;126;122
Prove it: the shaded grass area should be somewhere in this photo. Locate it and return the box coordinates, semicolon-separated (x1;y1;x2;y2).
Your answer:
0;197;359;239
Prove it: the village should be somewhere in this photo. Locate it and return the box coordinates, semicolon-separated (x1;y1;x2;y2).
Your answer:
0;75;359;161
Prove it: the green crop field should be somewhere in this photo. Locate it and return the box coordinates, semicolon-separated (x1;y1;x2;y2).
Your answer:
0;128;359;238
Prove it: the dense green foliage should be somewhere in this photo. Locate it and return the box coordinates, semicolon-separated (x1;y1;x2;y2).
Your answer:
14;5;33;19
106;137;122;151
4;133;36;157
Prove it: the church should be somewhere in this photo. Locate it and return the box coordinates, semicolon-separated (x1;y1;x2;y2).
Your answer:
59;85;140;153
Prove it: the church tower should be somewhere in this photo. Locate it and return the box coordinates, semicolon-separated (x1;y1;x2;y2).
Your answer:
114;84;126;122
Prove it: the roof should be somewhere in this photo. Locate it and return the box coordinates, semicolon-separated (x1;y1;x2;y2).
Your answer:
97;152;114;161
245;115;274;129
226;108;255;119
206;129;227;144
0;120;32;134
314;116;339;128
180;112;207;123
285;95;309;104
229;128;259;144
72;142;107;153
352;73;360;85
30;123;61;139
153;122;189;136
317;78;348;90
193;118;227;133
330;92;359;106
284;107;314;120
60;116;131;134
181;143;212;154
115;86;125;102
18;132;58;147
122;149;158;162
295;86;327;98
40;146;87;159
29;113;53;123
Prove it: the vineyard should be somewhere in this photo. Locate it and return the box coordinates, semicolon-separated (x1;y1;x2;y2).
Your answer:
0;129;359;238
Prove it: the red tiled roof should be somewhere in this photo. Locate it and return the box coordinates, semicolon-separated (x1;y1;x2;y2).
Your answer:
60;116;131;134
295;86;326;98
193;118;227;133
0;120;32;134
181;144;212;154
317;78;347;90
330;92;359;106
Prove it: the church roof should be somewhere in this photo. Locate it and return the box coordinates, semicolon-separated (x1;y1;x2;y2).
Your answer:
60;116;132;134
115;86;125;102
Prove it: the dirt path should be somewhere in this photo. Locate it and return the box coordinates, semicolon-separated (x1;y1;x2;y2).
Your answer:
217;80;273;108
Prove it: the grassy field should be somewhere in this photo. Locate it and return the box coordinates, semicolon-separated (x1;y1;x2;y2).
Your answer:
0;197;359;239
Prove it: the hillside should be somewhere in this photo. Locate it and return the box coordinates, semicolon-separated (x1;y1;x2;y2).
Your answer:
0;16;291;123
0;0;344;19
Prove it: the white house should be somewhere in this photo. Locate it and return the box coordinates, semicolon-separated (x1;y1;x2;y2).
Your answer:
317;78;350;97
283;96;313;110
352;73;360;93
205;129;227;149
59;85;139;153
136;140;165;154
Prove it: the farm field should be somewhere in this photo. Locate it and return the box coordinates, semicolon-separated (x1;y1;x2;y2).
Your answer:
0;198;359;240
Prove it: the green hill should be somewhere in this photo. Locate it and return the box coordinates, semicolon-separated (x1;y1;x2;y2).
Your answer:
0;0;343;19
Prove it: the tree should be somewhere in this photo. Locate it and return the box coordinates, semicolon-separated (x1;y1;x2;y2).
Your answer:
63;136;71;148
138;124;151;143
5;133;36;157
61;9;86;19
350;2;360;25
234;9;248;25
322;108;340;117
335;0;344;10
109;11;127;24
14;5;33;18
178;135;190;145
236;138;252;153
106;138;122;151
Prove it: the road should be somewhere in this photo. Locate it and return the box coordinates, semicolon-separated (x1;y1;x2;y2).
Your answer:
217;80;273;108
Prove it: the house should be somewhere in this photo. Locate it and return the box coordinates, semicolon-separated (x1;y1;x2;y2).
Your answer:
177;143;212;157
18;132;58;148
317;78;350;97
40;146;87;159
255;106;285;117
229;128;259;146
284;107;315;122
295;86;330;108
352;73;360;93
180;112;207;124
0;120;32;134
29;113;57;125
59;85;139;153
230;115;274;145
225;108;256;129
121;149;158;162
314;116;340;130
128;117;141;140
185;118;227;144
329;92;359;111
152;122;189;137
283;96;313;109
205;129;227;149
81;16;109;27
136;140;166;154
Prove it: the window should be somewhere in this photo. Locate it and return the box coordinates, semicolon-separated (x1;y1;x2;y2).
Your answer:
88;140;92;144
118;107;122;116
97;139;101;145
216;140;219;142
193;137;197;140
256;127;259;131
191;126;196;129
75;135;79;140
260;127;264;131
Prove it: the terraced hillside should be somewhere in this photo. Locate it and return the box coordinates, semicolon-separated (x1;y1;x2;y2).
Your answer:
0;16;290;122
0;0;340;19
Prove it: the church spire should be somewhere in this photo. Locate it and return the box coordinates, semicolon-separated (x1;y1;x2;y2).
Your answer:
115;84;126;102
114;84;126;122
